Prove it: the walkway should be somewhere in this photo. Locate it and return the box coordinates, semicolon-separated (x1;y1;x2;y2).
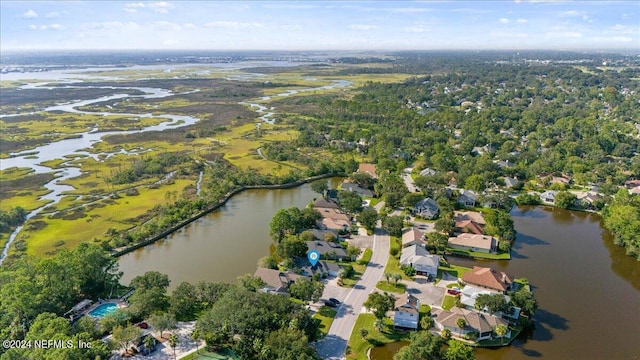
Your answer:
314;226;390;360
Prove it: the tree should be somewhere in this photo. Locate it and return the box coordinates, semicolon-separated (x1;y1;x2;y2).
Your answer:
441;328;452;340
191;329;202;354
360;328;369;339
494;324;508;344
289;278;324;303
130;271;170;291
170;282;198;320
364;292;395;320
347;245;361;260
392;273;402;285
351;172;375;189
237;274;265;292
148;312;176;339
129;271;171;318
511;289;538;316
427;232;449;254
99;308;130;333
382;215;404;237
402;192;424;208
263;328;319;360
358;208;379;232
474;293;509;314
338;264;354;279
270;208;297;243
555;191;578;209
456;317;466;336
310;180;328;196
112;325;142;356
498;239;511;253
384;272;392;284
258;255;278;270
420;315;434;330
339;191;363;214
276;236;308;259
394;331;444;360
169;333;179;360
143;334;157;355
435;216;455;236
444;339;475;360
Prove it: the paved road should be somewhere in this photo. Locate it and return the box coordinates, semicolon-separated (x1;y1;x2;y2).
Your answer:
314;227;390;359
402;172;419;193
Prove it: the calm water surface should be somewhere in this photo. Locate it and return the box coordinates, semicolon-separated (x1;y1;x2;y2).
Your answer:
373;206;640;360
118;179;341;290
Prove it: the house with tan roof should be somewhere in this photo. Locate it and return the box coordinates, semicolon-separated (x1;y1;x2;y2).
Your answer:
448;233;497;254
432;307;510;341
455;219;484;235
253;268;303;295
313;204;352;233
394;293;420;329
454;211;486;225
461;266;513;293
402;227;426;247
357;163;378;179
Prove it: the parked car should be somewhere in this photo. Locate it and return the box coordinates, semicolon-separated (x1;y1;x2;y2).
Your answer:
136;322;149;329
324;300;338;307
328;298;341;305
447;289;461;296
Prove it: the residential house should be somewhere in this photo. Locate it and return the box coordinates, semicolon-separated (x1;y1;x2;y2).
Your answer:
551;176;571;186
341;181;374;198
493;160;513;169
503;177;519;188
400;245;440;278
413;197;440;219
459;285;505;310
292;257;340;278
394;293;420;329
448;233;497;254
540;190;558;204
306;241;348;261
454;211;486;225
419;167;438;177
575;191;602;209
313;197;340;210
357;163;378;179
432;307;510;341
254;268;303;295
630;186;640;195
402;227;426;247
461;266;513;293
457;190;478;208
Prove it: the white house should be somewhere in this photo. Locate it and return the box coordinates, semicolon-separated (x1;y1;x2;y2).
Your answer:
432;307;510;342
393;293;420;330
540;190;558;204
457;190;478;207
448;233;497;254
400;245;440;278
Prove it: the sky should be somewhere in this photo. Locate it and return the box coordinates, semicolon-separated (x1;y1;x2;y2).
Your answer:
1;1;639;51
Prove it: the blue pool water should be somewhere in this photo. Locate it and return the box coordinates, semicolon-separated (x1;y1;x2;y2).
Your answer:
88;303;117;317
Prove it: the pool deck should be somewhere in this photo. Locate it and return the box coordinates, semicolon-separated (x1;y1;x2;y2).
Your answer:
84;298;128;317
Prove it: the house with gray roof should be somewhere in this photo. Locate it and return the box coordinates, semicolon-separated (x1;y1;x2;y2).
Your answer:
432;307;510;341
292;257;340;278
306;241;348;261
400;245;440;278
394;293;420;329
540;190;558;204
253;268;303;295
457;190;478;208
413;197;440;219
341;181;374;198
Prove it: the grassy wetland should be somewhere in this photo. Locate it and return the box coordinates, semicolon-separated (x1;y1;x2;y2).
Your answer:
1;61;407;261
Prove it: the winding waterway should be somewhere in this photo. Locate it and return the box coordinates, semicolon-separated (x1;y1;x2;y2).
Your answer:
372;206;640;360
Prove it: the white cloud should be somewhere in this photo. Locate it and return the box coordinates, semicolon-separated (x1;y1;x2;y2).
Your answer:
516;18;528;24
39;23;63;30
124;2;145;13
151;21;182;31
148;2;174;14
203;21;263;30
45;11;62;18
22;10;38;19
183;23;197;30
87;21;141;31
559;10;584;18
349;24;377;31
279;24;301;31
499;18;510;24
28;24;37;30
390;8;432;13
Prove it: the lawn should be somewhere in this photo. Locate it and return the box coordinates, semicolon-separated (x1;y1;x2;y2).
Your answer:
383;237;411;281
313;306;338;337
441;295;457;310
358;248;373;266
437;264;473;280
448;248;511;260
346;314;409;360
180;349;240;360
376;281;406;294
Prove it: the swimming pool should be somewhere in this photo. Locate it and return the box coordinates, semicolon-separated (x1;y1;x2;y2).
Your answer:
88;303;117;317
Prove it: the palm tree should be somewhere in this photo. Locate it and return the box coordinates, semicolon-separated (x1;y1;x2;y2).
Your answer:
191;329;201;355
494;324;508;344
143;335;156;355
456;317;466;337
392;273;402;286
384;272;391;284
168;334;179;360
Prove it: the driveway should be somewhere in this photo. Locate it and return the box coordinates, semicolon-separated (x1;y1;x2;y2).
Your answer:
346;234;374;250
313;227;390;360
402;172;419;193
412;220;435;234
405;276;446;309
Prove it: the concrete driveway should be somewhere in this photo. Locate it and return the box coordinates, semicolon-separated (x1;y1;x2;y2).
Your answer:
405;276;446;309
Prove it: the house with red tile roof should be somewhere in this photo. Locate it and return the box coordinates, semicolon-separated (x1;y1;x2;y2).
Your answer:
448;233;497;254
461;266;513;293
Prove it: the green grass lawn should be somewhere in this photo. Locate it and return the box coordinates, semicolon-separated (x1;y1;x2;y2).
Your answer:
358;248;373;266
448;248;511;260
441;295;457;310
384;237;412;281
437;264;473;280
180;349;239;360
346;314;409;360
376;281;406;294
313;306;338;337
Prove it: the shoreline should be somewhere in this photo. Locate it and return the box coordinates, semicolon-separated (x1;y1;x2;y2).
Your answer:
111;172;344;257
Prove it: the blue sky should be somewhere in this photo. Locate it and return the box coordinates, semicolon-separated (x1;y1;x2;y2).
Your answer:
1;1;638;51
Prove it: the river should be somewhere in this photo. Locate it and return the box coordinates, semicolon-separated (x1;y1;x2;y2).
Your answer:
372;206;640;360
118;179;343;290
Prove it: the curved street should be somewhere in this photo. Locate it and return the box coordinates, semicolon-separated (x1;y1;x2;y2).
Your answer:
314;226;390;360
